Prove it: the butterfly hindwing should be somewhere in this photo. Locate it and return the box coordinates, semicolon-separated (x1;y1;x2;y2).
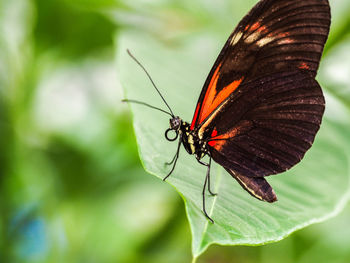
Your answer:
190;0;330;129
206;71;325;178
225;168;277;202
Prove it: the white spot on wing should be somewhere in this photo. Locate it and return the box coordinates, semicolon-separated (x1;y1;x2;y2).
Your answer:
245;31;260;44
230;31;243;45
277;38;294;45
256;36;275;47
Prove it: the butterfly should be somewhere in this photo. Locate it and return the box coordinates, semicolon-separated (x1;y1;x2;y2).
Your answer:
124;0;331;223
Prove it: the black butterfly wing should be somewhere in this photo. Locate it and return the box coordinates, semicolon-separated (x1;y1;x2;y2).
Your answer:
204;71;324;202
206;70;324;177
190;0;330;129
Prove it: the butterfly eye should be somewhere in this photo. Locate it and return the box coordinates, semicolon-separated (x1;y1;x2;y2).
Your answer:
165;128;179;142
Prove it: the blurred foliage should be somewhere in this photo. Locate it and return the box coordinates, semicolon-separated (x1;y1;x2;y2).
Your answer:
0;0;350;263
33;0;116;59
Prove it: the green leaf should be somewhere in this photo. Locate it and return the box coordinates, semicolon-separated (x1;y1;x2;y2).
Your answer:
117;31;350;259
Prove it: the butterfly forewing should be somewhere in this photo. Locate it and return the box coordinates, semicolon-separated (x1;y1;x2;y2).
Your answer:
190;0;330;129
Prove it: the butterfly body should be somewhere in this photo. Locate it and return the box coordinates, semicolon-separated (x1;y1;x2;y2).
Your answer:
166;118;208;160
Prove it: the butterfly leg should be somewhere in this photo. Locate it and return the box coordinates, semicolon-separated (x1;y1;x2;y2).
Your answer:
206;158;217;196
202;170;214;224
165;151;177;166
165;135;181;166
163;137;181;181
196;158;217;196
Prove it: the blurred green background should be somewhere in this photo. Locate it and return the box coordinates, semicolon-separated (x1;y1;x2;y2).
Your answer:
1;0;350;262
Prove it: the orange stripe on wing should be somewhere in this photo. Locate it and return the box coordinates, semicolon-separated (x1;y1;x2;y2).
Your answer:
208;120;253;150
208;128;238;150
199;76;244;124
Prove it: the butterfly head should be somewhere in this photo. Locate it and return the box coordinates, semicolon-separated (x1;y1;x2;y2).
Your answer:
165;116;182;141
170;116;182;131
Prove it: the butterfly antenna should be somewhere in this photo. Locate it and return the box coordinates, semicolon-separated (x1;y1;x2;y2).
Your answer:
126;49;175;117
121;99;173;117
